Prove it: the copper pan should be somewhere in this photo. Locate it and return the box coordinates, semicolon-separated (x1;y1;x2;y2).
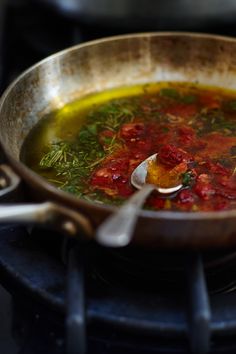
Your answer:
1;32;236;249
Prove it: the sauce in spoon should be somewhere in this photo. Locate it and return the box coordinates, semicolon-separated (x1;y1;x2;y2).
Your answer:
96;152;183;247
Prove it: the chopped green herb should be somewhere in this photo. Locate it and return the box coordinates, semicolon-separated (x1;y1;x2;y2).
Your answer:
227;100;236;111
103;136;113;144
39;99;135;199
160;89;196;104
39;142;71;168
182;95;196;104
196;110;236;136
182;170;195;186
162;127;169;133
87;124;97;135
160;88;179;99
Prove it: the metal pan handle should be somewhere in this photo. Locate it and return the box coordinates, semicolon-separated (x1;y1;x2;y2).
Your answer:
0;164;93;238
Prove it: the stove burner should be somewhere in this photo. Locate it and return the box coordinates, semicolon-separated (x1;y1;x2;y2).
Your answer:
88;246;236;295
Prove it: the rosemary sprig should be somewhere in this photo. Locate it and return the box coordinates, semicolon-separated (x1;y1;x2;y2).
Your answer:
39;142;71;168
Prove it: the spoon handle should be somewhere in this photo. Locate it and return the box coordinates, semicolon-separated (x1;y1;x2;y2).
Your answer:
96;184;155;247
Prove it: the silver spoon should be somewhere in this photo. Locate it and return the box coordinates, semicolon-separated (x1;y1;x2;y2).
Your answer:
96;153;183;247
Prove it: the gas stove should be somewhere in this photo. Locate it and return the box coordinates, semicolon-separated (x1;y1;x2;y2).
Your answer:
2;225;236;354
2;1;236;354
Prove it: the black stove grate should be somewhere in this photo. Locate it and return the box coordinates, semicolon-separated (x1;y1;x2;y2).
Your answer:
1;225;236;353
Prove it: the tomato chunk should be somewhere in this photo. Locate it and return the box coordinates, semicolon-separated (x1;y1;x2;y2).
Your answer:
158;144;194;167
178;189;195;204
204;161;230;176
199;93;220;109
164;103;197;118
120;123;146;140
147;196;165;209
194;183;215;200
215;187;236;200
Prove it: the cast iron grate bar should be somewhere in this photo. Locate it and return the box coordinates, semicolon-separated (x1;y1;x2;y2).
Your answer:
66;245;86;354
187;253;211;354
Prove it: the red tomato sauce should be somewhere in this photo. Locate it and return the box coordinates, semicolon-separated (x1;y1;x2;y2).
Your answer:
89;86;236;211
27;83;236;212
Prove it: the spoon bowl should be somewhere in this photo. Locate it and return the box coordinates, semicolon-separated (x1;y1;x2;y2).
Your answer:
96;153;183;247
131;153;183;193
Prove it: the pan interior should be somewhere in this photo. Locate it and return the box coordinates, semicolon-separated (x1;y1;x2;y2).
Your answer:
19;79;236;213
